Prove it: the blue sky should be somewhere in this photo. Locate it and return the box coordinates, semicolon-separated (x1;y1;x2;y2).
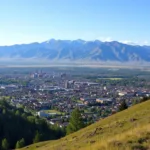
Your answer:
0;0;149;45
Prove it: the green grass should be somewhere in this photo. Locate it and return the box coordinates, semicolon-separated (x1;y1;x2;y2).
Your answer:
44;109;62;114
20;100;150;150
0;96;10;100
77;100;83;103
100;78;123;80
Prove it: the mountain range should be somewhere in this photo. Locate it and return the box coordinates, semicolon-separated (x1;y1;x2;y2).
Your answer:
0;39;150;66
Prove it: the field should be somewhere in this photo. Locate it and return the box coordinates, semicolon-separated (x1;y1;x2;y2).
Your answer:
99;77;123;80
44;109;62;114
20;100;150;150
0;96;10;100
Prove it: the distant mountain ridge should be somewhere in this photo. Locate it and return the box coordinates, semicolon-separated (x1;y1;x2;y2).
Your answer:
0;39;150;65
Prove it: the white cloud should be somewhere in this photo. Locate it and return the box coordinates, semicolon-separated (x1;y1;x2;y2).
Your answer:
93;36;150;46
119;40;150;46
119;40;139;45
143;41;149;45
96;37;140;45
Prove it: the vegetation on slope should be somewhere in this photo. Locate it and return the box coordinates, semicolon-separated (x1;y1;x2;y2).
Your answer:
0;100;65;149
66;108;85;135
20;100;150;150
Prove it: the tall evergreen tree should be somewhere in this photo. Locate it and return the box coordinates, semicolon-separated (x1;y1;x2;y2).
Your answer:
67;108;84;135
1;138;9;150
15;138;25;149
33;131;41;143
140;96;149;103
118;100;128;111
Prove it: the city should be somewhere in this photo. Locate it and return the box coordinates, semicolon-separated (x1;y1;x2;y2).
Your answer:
1;67;149;129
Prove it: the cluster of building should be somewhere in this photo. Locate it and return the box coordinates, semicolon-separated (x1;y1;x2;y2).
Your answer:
0;70;150;128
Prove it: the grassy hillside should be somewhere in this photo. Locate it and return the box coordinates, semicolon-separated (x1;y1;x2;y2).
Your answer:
20;100;150;150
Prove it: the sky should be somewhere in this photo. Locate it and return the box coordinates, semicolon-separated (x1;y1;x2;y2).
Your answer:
0;0;150;45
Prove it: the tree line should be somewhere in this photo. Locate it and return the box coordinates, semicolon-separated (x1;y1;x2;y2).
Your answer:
0;100;65;149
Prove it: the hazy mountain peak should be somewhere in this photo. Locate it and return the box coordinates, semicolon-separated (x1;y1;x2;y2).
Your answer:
0;39;150;65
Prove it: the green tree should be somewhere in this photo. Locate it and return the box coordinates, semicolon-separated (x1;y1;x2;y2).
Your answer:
132;99;139;105
21;113;27;118
118;100;128;111
140;96;149;103
2;109;6;114
15;110;21;116
15;138;25;148
67;108;84;135
1;138;9;150
33;131;41;143
0;101;65;149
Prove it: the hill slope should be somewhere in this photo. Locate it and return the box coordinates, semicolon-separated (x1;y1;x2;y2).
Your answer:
0;100;65;149
0;40;150;66
20;100;150;150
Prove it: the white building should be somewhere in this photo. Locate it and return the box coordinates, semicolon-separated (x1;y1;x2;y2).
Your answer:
37;111;49;117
